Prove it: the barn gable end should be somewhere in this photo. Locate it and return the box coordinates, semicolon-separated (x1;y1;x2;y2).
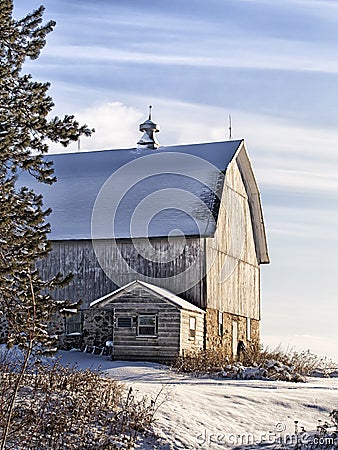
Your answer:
203;142;267;352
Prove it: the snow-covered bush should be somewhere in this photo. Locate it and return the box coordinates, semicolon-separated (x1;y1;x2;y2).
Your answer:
0;357;159;449
220;360;306;382
172;345;337;381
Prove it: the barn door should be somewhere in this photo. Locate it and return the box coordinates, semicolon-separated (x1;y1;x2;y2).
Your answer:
232;321;238;358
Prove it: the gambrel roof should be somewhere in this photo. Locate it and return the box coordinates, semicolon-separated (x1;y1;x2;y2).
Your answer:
19;139;269;264
90;280;205;314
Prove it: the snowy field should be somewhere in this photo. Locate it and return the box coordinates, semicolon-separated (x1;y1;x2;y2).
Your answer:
58;351;338;450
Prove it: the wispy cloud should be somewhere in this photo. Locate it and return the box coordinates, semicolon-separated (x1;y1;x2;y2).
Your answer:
266;205;338;239
17;0;338;78
75;102;143;151
35;38;338;75
50;98;338;198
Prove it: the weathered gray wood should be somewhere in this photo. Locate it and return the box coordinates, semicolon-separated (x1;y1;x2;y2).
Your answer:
82;284;204;360
205;158;260;320
180;310;204;352
41;236;206;310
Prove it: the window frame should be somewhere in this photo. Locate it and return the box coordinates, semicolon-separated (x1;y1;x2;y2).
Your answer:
189;316;196;340
117;317;132;328
218;311;223;336
65;311;83;335
137;314;158;337
232;321;238;357
246;317;251;341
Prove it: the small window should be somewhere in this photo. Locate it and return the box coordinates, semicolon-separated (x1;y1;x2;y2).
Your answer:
232;321;238;357
218;311;223;336
138;315;157;336
189;316;196;339
65;312;82;335
117;317;132;328
246;317;251;341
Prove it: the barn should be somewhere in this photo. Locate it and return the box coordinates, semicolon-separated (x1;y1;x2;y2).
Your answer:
18;112;269;361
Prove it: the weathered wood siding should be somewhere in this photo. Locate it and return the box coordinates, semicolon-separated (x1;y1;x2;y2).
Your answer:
40;237;205;309
87;285;182;361
38;241;117;309
205;157;260;348
180;310;204;354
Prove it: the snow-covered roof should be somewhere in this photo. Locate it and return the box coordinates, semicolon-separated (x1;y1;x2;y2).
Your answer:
18;138;269;263
19;140;242;240
90;280;205;314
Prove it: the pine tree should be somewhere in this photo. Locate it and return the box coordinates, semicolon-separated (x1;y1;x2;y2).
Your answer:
0;1;94;445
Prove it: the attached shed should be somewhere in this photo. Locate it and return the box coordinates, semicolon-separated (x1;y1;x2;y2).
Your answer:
84;280;205;361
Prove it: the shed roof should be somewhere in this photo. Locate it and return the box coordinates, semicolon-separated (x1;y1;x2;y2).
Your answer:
90;280;205;314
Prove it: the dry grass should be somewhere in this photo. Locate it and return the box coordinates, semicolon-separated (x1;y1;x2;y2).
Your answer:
0;357;160;449
241;343;335;375
330;410;338;429
172;343;334;378
171;347;229;375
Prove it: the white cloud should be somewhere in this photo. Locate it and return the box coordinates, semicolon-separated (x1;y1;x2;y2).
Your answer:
50;102;143;153
50;98;338;196
257;167;338;194
40;40;338;75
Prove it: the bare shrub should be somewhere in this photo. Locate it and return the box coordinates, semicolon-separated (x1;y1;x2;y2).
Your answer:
240;343;291;367
172;343;334;379
234;344;335;377
0;358;159;449
292;410;338;449
171;347;229;375
330;410;338;430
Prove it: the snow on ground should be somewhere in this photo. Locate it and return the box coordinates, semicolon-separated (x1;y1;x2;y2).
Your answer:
58;351;338;450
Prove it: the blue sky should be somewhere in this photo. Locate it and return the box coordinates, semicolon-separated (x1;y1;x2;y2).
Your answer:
14;0;338;362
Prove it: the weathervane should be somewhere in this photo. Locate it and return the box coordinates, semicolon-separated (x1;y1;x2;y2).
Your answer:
228;114;232;141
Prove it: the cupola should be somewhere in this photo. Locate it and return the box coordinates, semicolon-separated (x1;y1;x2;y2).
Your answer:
137;105;160;150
